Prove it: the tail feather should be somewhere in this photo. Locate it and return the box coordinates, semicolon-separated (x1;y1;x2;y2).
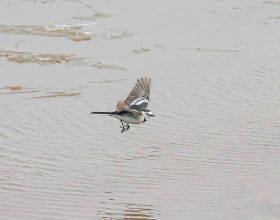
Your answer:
91;111;116;115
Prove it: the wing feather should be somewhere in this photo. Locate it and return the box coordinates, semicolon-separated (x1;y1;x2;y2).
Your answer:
115;77;152;112
125;77;151;111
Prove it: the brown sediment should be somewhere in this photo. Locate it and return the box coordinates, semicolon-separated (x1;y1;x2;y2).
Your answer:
91;62;127;70
132;48;151;54
123;207;155;220
6;86;23;91
0;50;75;64
178;47;239;53
32;92;81;98
0;85;44;94
0;24;92;41
0;90;43;95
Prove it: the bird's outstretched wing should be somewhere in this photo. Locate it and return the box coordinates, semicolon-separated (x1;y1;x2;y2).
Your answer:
125;77;151;111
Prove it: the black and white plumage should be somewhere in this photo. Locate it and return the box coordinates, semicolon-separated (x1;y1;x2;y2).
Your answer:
91;77;155;133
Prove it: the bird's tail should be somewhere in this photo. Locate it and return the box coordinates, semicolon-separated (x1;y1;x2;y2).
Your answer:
91;111;116;115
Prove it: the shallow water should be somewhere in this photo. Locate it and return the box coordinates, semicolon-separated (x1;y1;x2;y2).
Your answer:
1;0;280;219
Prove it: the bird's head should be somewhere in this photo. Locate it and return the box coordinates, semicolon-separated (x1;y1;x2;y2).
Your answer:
144;110;155;118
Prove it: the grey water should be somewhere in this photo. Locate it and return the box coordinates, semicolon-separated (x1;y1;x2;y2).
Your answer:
1;0;280;219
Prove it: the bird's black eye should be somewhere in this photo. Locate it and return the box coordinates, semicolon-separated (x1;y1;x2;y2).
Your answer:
144;118;147;122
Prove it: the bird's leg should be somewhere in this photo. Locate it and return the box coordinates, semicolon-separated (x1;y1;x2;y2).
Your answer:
119;120;124;128
119;120;125;133
124;123;130;131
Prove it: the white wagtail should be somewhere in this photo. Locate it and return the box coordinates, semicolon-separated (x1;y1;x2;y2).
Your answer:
91;77;155;133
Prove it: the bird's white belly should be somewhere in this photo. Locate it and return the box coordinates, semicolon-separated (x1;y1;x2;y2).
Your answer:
113;114;145;124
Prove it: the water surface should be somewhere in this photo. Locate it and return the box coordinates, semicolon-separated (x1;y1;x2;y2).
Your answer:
1;0;280;219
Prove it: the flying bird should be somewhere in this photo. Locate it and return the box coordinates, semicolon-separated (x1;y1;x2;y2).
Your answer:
91;77;155;133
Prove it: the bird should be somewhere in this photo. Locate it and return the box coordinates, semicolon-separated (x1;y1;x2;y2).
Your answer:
91;77;155;133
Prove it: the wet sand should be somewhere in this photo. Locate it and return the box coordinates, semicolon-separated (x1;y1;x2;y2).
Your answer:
1;0;280;219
